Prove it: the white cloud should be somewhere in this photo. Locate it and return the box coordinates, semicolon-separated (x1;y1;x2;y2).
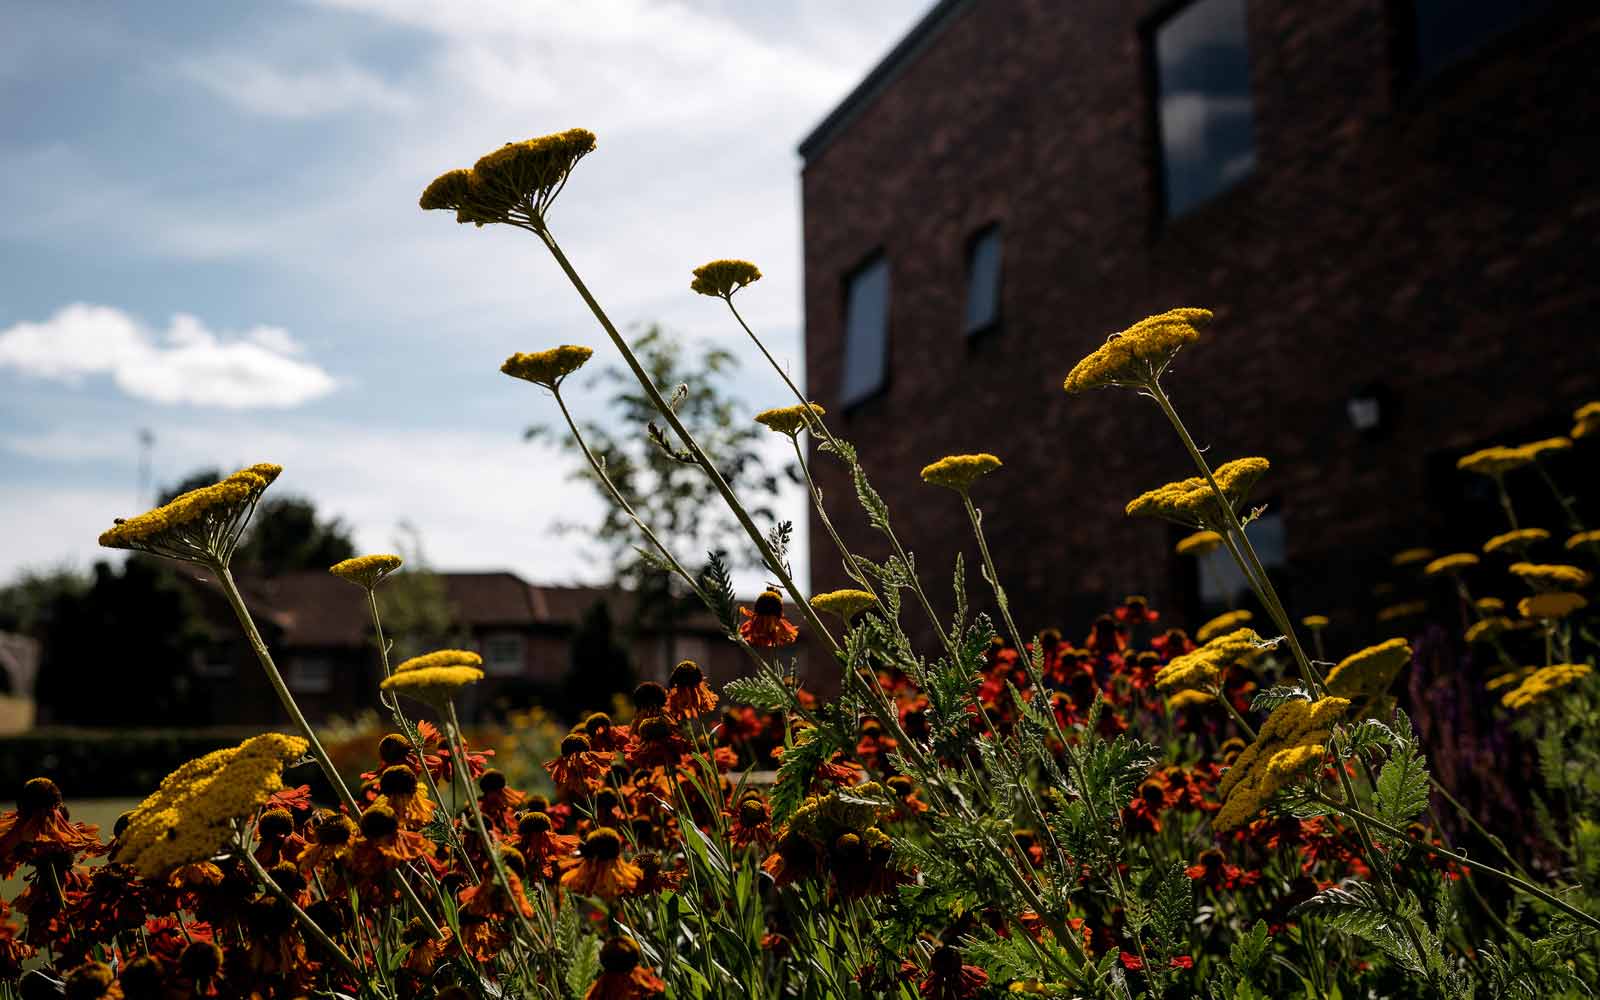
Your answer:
0;304;339;408
177;54;414;119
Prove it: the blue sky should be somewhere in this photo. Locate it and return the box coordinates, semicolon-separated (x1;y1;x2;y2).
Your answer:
0;0;930;588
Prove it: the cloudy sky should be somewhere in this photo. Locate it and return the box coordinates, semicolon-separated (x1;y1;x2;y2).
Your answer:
0;0;931;589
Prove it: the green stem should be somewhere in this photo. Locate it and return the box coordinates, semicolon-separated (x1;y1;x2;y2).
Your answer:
236;832;362;978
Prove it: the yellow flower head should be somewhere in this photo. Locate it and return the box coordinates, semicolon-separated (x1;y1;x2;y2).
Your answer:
113;733;308;876
1517;592;1587;620
1423;552;1478;577
1465;616;1514;644
1155;627;1270;692
1484;527;1549;555
920;453;1003;492
1195;609;1253;644
1390;547;1434;568
1376;600;1428;622
1456;446;1530;477
1165;689;1217;711
1214;696;1346;831
1565;529;1600;550
1175;530;1223;557
1062;307;1212;394
1573;402;1600;439
753;403;826;436
381;665;485;706
1126;457;1269;527
1501;663;1592;711
421;128;597;227
395;649;484;673
690;259;762;298
418;168;500;225
1514;437;1571;461
1325;638;1411;699
1508;562;1593;590
329;554;403;589
1301;614;1330;629
99;464;280;565
1485;666;1536;692
501;346;594;388
810;589;878;620
1474;596;1505;614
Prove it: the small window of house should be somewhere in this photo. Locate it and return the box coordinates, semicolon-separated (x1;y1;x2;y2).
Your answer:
286;656;332;694
839;254;890;408
484;634;525;677
1198;511;1286;608
1152;0;1258;218
964;225;1002;336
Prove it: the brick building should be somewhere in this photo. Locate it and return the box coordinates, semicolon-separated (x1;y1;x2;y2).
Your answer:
798;0;1599;640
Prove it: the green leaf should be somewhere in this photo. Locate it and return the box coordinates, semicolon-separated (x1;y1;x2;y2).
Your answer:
723;672;791;711
1291;882;1423;973
1228;920;1269;978
562;932;601;999
770;725;841;826
1374;741;1431;832
1250;684;1310;713
1152;861;1192;956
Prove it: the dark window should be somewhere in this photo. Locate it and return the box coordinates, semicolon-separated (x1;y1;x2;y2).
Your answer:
1198;511;1286;609
1410;0;1553;79
1152;0;1257;218
839;254;890;408
963;225;1002;336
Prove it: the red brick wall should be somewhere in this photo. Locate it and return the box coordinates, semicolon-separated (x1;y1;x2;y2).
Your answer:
800;0;1600;642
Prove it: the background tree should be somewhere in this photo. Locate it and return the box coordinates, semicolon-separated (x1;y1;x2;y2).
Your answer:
376;521;462;660
560;599;634;721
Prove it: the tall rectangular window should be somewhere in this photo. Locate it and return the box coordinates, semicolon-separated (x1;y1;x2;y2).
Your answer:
1153;0;1257;218
1410;0;1552;80
1198;511;1285;608
964;225;1002;336
483;634;525;677
839;254;890;408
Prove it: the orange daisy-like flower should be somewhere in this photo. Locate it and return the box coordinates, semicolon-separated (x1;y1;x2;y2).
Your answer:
728;790;773;847
252;807;306;868
0;778;105;877
297;812;357;877
513;811;578;881
544;733;614;797
761;831;821;888
478;770;526;832
374;765;435;829
348;804;432;882
739;590;799;648
666;659;719;719
460;847;536;921
584;936;666;1000
623;715;691;770
561;828;643;899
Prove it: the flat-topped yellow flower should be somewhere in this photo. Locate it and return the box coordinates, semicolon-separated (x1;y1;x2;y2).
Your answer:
1155;627;1271;692
1514;437;1571;461
1214;696;1347;831
1390;547;1434;567
1486;667;1536;692
1325;638;1411;699
1423;552;1478;577
1062;307;1212;394
99;464;280;565
1457;446;1529;477
1508;562;1592;590
1376;600;1428;622
395;649;484;673
1125;457;1269;527
754;403;825;436
1573;401;1600;438
421;128;597;227
690;259;762;298
921;453;1002;491
1195;609;1253;644
1465;616;1514;643
329;554;403;589
113;733;308;876
810;589;877;620
1301;614;1330;629
381;665;484;706
1566;529;1600;550
501;346;593;388
1484;527;1549;554
1175;530;1223;557
1501;664;1591;711
1517;592;1587;620
1165;689;1216;711
1475;597;1505;614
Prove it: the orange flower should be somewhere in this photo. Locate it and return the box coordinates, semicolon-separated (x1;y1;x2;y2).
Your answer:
666;659;719;719
544;733;614;796
0;778;105;876
728;791;773;847
348;805;432;881
739;590;799;648
584;937;666;1000
374;765;435;828
298;812;357;876
460;848;535;921
513;811;578;881
561;828;642;899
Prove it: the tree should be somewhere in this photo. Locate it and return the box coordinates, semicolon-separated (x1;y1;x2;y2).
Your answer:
376;522;462;661
560;600;635;722
0;564;89;637
158;470;357;577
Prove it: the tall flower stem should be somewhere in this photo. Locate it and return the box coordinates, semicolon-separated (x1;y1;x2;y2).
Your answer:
236;831;363;978
536;229;839;657
789;435;878;596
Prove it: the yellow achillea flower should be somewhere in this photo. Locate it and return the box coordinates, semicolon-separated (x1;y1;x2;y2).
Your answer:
381;665;485;706
1195;609;1253;644
113;733;308;876
395;649;483;673
1155;627;1270;692
1508;562;1593;590
810;589;877;620
1165;689;1216;711
690;259;762;298
1565;529;1600;550
1301;614;1330;629
920;453;1003;491
1484;527;1550;554
1486;667;1536;691
1474;597;1505;614
1390;547;1434;567
1376;600;1428;622
1214;697;1348;831
1573;401;1600;439
754;403;826;436
1423;552;1478;576
329;553;403;589
1325;638;1411;699
1501;664;1592;711
1175;530;1223;556
1465;617;1514;644
421;128;597;227
99;464;280;565
1518;592;1587;620
1514;437;1571;461
1125;457;1269;527
1457;446;1530;477
501;346;593;389
1061;307;1212;394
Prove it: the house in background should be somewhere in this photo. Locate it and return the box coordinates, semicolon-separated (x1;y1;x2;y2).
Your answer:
0;631;39;733
799;0;1598;640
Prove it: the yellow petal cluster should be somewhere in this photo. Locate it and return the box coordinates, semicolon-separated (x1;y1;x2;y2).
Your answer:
1484;527;1549;554
113;733;308;876
1500;664;1592;711
1565;529;1600;550
1155;627;1270;693
420;128;596;225
690;259;762;298
1165;689;1217;711
1214;697;1348;831
1175;530;1223;557
328;553;403;589
1195;609;1253;644
754;403;826;436
920;453;1003;491
395;649;483;673
809;589;878;620
1508;562;1593;590
1390;547;1434;567
1457;446;1530;477
1062;308;1212;394
1423;553;1478;577
381;665;485;705
1325;638;1411;700
1376;600;1428;622
1125;457;1269;527
1465;617;1514;644
1301;615;1330;629
1517;592;1587;620
501;346;594;388
1486;667;1536;692
1475;597;1505;614
1573;401;1600;439
98;464;281;559
1515;437;1571;461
